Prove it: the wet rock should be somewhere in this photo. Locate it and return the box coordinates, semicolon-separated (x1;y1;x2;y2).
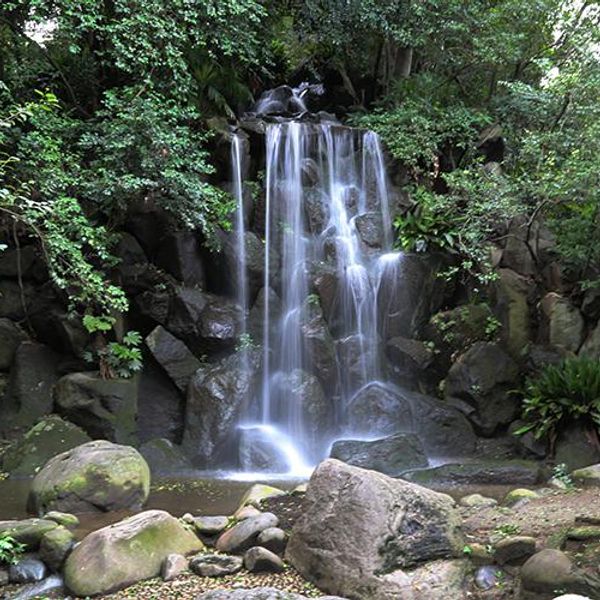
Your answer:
192;516;230;536
540;293;584;353
244;546;284;573
385;336;434;386
139;438;192;475
257;527;287;555
39;525;74;571
354;212;384;250
330;433;428;476
1;416;91;478
145;326;201;393
29;308;89;357
0;519;57;550
54;372;138;445
0;245;41;279
555;423;600;470
7;574;64;600
239;484;286;509
161;553;188;581
444;342;520;436
0;317;26;369
216;512;279;554
459;494;497;508
182;350;260;466
238;427;290;473
503;488;540;507
304;189;329;234
64;510;203;596
301;304;337;392
28;440;150;514
247;287;281;343
494;536;536;565
335;334;379;392
286;459;464;599
571;464;600;487
189;553;243;577
155;231;205;288
43;512;79;529
0;280;33;320
9;558;47;583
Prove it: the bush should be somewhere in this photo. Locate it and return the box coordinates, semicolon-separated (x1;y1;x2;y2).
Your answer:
0;533;25;565
515;358;600;448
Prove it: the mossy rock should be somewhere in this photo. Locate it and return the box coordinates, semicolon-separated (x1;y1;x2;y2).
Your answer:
27;440;150;514
503;488;540;507
63;510;203;596
571;464;600;487
1;415;91;477
0;518;58;550
238;484;286;510
567;526;600;542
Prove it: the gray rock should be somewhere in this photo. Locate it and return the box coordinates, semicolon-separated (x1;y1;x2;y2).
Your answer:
54;372;138;445
161;553;188;581
571;464;600;487
39;525;75;571
330;433;428;476
216;512;278;554
192;516;230;536
0;280;33;320
301;304;337;392
0;519;58;550
286;459;464;599
238;427;289;473
9;558;47;583
257;527;287;555
494;536;536;565
540;293;584;353
145;326;201;393
0;567;7;586
155;231;205;288
555;423;600;470
459;494;497;508
475;566;503;590
244;546;284;573
385;336;434;385
335;334;380;393
580;321;600;360
9;574;64;600
189;553;243;577
196;588;347;600
139;438;192;475
0;318;26;369
355;212;384;250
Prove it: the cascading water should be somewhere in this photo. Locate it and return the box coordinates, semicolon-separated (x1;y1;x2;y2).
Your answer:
231;118;408;475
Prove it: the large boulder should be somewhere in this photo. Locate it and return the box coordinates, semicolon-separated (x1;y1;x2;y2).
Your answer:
444;342;519;436
53;372;138;445
63;510;203;596
301;304;338;392
539;293;584;353
330;433;428;477
139;438;193;475
0;518;58;549
28;440;150;514
238;426;289;472
554;422;600;471
286;459;465;599
154;231;206;288
579;321;600;360
1;415;91;477
182;350;260;466
0;318;26;369
385;336;434;389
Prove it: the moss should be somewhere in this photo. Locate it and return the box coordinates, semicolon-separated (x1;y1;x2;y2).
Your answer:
503;488;540;507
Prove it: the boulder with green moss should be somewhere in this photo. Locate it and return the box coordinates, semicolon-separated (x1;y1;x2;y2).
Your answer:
238;484;286;510
63;510;203;596
503;488;540;507
1;415;90;477
27;440;150;514
0;518;58;549
571;464;600;487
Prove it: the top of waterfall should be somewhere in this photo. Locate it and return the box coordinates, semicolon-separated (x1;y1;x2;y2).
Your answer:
250;83;326;117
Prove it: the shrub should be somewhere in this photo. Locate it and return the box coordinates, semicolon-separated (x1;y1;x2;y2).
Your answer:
0;533;25;565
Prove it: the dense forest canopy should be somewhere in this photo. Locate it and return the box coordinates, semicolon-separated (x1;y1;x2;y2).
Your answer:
0;0;599;328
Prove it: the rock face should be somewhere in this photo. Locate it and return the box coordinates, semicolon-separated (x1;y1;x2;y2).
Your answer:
54;372;138;445
0;317;26;369
286;459;464;599
63;510;203;596
540;293;584;352
28;440;150;514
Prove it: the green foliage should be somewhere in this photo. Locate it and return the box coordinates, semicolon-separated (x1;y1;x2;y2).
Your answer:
516;358;600;444
82;315;115;334
552;463;574;490
85;331;143;380
235;333;257;353
0;532;26;565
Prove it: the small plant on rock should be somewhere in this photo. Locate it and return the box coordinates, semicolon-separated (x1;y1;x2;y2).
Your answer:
552;463;574;490
0;533;25;565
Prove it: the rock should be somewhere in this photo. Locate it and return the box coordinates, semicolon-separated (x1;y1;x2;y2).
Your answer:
582;287;600;320
9;558;47;583
216;512;279;554
239;484;286;509
238;426;290;473
459;494;497;508
385;336;434;386
189;553;243;577
330;433;428;476
7;574;64;600
257;527;287;555
234;505;262;521
286;459;464;599
572;464;600;487
520;549;600;598
244;546;284;573
28;440;150;514
54;372;138;445
196;298;242;353
567;527;600;541
0;568;7;586
301;305;337;391
555;423;600;470
540;293;584;353
2;416;91;477
0;318;26;369
444;342;520;435
162;553;188;581
145;326;201;393
1;342;59;432
335;334;379;393
64;510;203;596
355;212;384;250
192;516;230;536
494;536;536;565
503;488;540;507
29;308;89;357
500;215;537;275
403;460;542;486
579;322;600;359
465;543;494;566
0;519;58;549
182;351;260;466
39;525;74;571
475;565;503;590
139;438;192;475
292;483;307;495
43;511;79;529
0;245;40;279
0;280;33;320
155;231;205;288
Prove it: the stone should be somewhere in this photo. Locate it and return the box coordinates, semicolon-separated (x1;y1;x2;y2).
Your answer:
0;568;7;586
139;438;192;475
291;483;307;495
385;336;434;385
54;372;138;445
64;510;203;596
1;416;91;477
520;549;600;598
234;505;261;521
239;484;286;509
503;488;540;507
335;333;379;392
244;546;284;573
582;287;600;320
403;460;542;486
39;525;75;571
162;553;188;581
465;543;495;566
257;527;287;555
155;231;205;288
355;212;384;250
0;245;40;278
238;426;290;473
28;440;150;514
9;558;47;583
216;512;279;554
540;293;585;353
444;342;519;435
43;511;79;529
459;494;497;508
494;536;536;565
8;574;64;600
189;553;243;577
0;519;58;549
567;527;600;541
329;433;428;477
579;322;600;360
182;350;260;466
301;305;337;391
500;215;537;275
555;423;600;471
192;516;230;536
475;565;503;590
0;318;26;369
167;288;208;339
286;459;464;599
145;326;201;393
572;464;600;487
29;308;89;357
0;280;33;320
